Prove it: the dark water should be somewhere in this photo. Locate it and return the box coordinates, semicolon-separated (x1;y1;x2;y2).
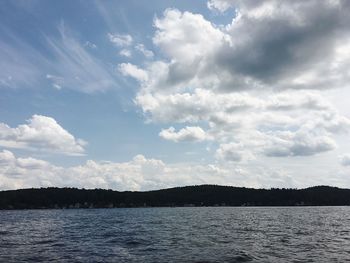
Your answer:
1;207;350;262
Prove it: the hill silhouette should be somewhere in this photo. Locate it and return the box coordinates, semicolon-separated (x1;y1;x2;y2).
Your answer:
1;185;350;210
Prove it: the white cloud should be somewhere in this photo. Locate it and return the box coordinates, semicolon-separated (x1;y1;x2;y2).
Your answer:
215;142;252;162
2;149;350;191
136;88;258;123
0;150;295;191
0;115;86;156
118;63;148;82
159;126;209;142
207;0;233;12
0;150;16;164
264;132;336;157
218;0;350;90
121;3;350;96
119;49;132;57
136;86;349;160
153;9;226;63
0;150;226;191
121;5;350;165
265;92;332;112
108;33;133;47
135;44;154;58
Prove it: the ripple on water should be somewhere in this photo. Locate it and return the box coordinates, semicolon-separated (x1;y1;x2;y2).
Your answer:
227;251;255;262
1;207;350;262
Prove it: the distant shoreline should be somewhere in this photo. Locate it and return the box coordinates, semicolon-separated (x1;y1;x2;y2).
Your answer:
1;185;350;210
1;205;350;212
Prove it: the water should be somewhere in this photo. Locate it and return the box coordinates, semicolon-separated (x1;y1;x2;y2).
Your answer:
1;207;350;262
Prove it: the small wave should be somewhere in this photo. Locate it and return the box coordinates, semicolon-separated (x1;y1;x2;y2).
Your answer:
227;251;255;262
35;239;55;245
51;242;66;247
125;240;143;246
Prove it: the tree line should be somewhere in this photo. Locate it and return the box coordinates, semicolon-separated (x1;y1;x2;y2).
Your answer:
1;185;350;209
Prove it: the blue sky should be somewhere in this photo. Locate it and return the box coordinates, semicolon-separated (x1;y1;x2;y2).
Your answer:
1;0;350;190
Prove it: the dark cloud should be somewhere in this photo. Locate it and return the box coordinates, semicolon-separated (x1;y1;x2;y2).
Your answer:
215;0;350;89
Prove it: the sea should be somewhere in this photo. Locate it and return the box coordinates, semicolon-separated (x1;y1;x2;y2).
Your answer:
1;207;350;262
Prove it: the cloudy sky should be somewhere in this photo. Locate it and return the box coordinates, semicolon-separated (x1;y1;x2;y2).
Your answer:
1;0;350;191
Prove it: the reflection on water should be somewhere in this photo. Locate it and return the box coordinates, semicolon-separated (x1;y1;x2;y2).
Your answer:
1;207;350;262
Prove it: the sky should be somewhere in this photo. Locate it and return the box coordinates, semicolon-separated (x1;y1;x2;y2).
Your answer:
1;0;350;191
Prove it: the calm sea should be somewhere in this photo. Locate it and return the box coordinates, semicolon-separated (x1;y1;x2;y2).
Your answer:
1;207;350;262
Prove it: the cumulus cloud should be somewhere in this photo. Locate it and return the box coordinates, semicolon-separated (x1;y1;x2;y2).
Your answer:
135;90;349;162
0;115;86;156
264;132;336;157
124;3;350;96
0;150;305;191
153;9;225;63
136;88;258;123
0;150;235;191
0;150;53;190
159;126;209;142
214;0;350;90
136;85;349;160
119;4;350;163
3;149;350;191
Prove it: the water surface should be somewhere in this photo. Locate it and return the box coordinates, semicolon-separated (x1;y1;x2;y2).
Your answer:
1;207;350;262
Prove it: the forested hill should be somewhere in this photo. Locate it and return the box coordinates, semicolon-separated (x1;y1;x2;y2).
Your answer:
1;185;350;210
